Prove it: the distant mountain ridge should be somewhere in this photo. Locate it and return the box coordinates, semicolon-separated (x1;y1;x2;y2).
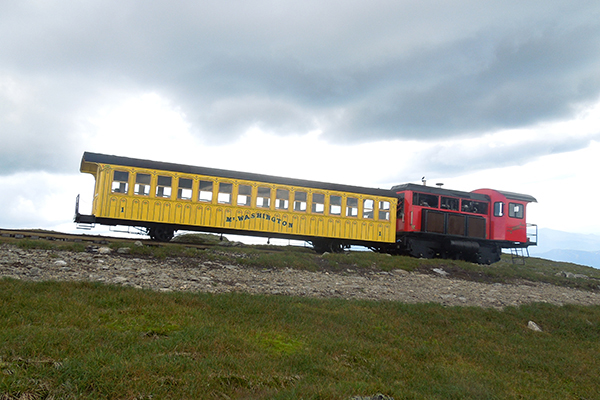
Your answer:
528;229;600;269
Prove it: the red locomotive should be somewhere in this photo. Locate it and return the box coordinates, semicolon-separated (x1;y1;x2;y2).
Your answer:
386;183;537;264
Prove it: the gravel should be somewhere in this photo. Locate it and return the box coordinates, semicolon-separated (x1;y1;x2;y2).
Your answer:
2;243;599;308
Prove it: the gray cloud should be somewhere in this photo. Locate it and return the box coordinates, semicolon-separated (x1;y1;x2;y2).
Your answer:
1;0;600;173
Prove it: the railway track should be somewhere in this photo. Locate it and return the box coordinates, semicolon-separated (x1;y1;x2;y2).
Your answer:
0;228;310;253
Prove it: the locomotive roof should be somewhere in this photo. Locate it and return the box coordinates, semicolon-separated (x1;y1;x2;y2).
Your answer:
81;152;396;198
492;190;537;203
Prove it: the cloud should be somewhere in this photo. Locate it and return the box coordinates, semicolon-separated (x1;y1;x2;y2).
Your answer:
1;0;600;175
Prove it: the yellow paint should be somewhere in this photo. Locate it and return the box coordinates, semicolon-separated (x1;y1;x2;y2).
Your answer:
80;159;397;244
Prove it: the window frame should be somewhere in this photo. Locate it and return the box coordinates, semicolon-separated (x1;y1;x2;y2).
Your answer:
111;170;129;194
134;173;151;196
362;198;374;219
293;191;307;212
156;175;173;199
329;195;342;216
275;188;290;210
311;192;325;214
217;182;233;205
237;184;252;207
508;202;524;219
257;186;271;209
198;180;214;203
177;177;194;200
346;197;359;217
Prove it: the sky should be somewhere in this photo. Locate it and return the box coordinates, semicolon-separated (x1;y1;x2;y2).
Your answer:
1;0;600;246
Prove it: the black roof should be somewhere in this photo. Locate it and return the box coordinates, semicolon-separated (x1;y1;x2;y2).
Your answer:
81;152;396;198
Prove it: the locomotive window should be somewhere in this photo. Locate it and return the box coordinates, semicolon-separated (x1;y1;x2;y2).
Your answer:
276;189;289;210
346;197;358;217
509;203;524;219
294;191;307;212
413;193;438;208
198;180;213;202
257;186;271;208
363;199;374;219
329;195;342;215
379;201;390;221
218;182;233;204
494;202;504;217
237;184;252;206
461;200;488;215
156;175;172;198
441;197;459;211
312;193;325;214
177;178;193;200
134;173;151;196
112;171;129;194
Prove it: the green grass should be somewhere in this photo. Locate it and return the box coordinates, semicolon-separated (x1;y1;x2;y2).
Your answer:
1;278;600;399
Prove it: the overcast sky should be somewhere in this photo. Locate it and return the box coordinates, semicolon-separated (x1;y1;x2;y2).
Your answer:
1;0;600;242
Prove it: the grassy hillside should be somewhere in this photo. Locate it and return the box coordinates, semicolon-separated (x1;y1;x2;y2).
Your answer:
2;236;600;398
1;278;600;399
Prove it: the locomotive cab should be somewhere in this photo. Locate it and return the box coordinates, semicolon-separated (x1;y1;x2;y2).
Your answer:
472;189;537;246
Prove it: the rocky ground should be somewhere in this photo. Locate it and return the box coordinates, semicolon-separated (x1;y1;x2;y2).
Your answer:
2;243;599;308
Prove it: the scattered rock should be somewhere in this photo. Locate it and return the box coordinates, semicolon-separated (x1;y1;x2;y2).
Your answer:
350;395;394;400
432;268;449;276
98;247;112;254
117;247;131;254
556;271;589;279
527;321;543;332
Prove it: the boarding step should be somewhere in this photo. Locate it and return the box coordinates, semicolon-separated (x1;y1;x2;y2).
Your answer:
510;247;530;265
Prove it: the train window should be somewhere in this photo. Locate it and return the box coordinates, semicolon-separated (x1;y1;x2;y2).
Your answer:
257;186;271;208
441;197;459;211
494;202;504;217
111;171;129;194
329;195;342;215
509;203;524;219
346;197;358;217
276;189;289;210
413;193;438;208
363;199;374;219
156;176;172;198
312;193;325;214
198;180;213;202
461;200;488;215
134;173;151;196
177;178;193;200
294;191;307;212
379;201;390;221
218;182;233;204
237;184;252;206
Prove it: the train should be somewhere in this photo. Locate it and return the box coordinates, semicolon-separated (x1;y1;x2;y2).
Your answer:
74;152;537;264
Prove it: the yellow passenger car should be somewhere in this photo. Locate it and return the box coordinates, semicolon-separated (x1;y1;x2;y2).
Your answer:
75;152;397;251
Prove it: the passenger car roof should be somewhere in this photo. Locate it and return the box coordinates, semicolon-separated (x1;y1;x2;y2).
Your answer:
81;152;396;198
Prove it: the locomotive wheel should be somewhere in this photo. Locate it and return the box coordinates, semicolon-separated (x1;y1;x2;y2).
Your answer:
149;226;175;242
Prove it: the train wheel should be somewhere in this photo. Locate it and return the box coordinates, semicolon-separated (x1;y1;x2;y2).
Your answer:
149;226;175;242
407;238;435;259
312;240;344;253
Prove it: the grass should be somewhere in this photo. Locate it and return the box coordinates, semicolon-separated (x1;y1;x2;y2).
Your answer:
1;278;600;399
